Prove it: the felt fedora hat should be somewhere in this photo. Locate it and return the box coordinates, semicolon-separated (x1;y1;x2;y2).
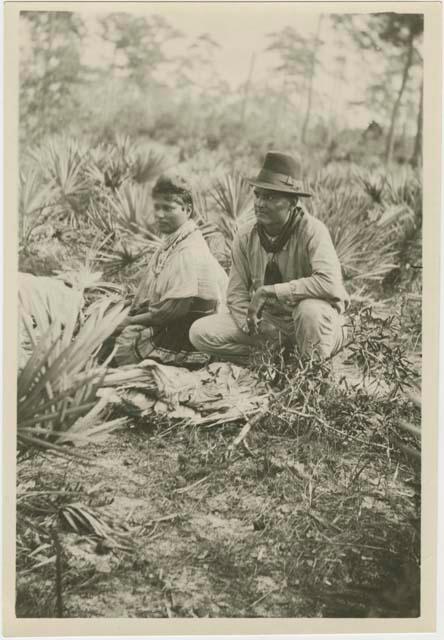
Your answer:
247;151;312;197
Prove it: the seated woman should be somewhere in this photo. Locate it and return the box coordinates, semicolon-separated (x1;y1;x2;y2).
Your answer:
113;172;228;367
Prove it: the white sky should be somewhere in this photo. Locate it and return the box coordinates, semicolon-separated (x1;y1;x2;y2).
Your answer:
83;5;321;86
20;5;421;131
79;5;394;128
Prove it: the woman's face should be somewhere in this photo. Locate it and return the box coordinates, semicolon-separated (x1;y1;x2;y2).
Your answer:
153;195;191;235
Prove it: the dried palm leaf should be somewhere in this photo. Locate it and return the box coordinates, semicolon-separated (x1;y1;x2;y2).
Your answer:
58;502;133;550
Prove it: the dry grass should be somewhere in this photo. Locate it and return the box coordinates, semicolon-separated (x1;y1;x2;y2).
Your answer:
16;300;421;618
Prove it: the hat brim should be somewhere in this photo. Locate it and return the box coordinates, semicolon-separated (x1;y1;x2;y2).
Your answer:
246;177;312;198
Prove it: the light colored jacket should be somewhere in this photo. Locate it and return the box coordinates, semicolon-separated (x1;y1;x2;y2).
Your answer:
227;212;349;331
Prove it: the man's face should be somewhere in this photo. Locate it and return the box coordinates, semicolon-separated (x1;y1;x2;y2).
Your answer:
153;195;191;235
253;188;294;231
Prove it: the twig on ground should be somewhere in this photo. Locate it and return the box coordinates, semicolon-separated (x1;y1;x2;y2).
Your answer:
124;505;138;523
249;587;279;609
226;412;264;459
19;555;57;575
308;510;343;534
284;408;389;451
242;439;256;457
173;476;209;494
17;490;84;501
147;513;183;525
164;598;173;617
406;390;421;408
51;525;64;618
397;419;421;439
396;442;421;460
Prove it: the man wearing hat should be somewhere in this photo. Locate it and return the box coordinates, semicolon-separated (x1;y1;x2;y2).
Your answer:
189;152;349;363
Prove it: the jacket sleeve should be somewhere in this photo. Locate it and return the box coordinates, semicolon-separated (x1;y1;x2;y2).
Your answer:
273;221;347;310
227;234;252;331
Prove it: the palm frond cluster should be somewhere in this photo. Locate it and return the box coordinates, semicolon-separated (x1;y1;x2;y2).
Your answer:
210;172;255;241
19;136;169;281
18;274;129;454
305;165;422;294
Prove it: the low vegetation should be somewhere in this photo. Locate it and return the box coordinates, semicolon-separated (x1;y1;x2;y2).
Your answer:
16;134;422;618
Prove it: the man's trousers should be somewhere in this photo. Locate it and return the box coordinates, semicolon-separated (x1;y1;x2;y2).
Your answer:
189;299;347;364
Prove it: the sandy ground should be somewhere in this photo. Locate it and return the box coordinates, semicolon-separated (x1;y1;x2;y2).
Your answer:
16;394;420;620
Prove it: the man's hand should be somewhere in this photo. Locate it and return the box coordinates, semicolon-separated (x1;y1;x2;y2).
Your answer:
246;286;277;335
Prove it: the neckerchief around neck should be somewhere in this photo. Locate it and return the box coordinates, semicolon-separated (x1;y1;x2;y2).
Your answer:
255;208;303;285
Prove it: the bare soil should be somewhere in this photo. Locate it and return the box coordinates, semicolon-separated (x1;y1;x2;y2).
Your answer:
16;405;420;619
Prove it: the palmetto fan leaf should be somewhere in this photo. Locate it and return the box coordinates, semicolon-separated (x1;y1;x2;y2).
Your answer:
18;277;129;454
19;168;59;247
32;137;90;200
19;272;84;346
93;156;131;192
356;170;386;204
114;133;133;160
19;167;55;218
191;187;212;224
130;146;166;184
84;139;132;191
384;167;422;216
54;265;124;296
86;201;119;240
210;172;254;241
95;243;154;278
306;178;399;284
107;182;162;242
211;172;254;219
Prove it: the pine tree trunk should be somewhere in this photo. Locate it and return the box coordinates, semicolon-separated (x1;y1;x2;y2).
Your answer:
411;77;423;168
301;14;323;144
385;38;414;164
41;14;55;132
239;53;256;127
270;75;287;143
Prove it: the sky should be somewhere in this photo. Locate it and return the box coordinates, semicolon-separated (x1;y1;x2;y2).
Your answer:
20;5;421;132
84;4;322;88
79;5;369;127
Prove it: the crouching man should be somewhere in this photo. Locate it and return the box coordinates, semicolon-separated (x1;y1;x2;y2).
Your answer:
189;152;349;364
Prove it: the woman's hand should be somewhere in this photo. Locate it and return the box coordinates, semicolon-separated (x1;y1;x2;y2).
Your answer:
124;311;153;327
113;316;132;334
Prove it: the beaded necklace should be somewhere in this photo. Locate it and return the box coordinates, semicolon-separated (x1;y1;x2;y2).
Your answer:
151;220;197;276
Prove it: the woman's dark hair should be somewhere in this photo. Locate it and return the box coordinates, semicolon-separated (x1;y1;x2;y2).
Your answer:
152;172;193;211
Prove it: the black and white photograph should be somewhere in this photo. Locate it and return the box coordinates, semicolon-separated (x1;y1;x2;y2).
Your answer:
3;0;442;633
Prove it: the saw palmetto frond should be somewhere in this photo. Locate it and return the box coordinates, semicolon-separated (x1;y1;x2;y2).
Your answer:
210;172;254;241
18;277;129;454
